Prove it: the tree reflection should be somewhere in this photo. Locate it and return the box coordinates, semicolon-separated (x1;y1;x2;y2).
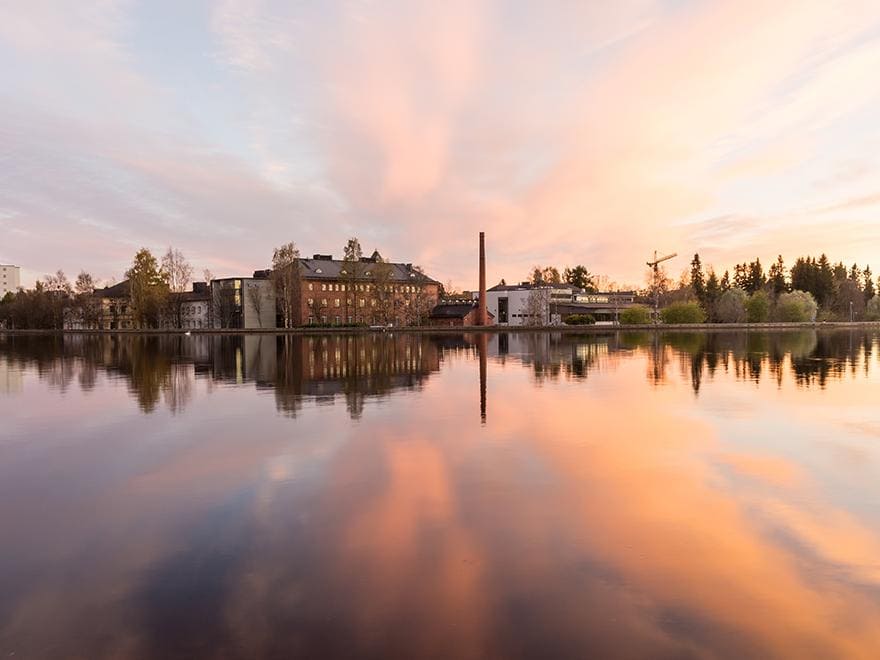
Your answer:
0;329;876;414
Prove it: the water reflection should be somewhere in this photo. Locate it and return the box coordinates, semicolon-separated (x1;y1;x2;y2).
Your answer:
1;330;880;658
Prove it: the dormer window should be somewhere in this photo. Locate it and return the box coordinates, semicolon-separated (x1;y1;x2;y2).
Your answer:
315;268;323;274
341;269;347;275
365;271;371;276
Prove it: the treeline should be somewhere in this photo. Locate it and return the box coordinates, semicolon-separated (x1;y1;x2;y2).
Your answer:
0;247;197;330
658;254;880;323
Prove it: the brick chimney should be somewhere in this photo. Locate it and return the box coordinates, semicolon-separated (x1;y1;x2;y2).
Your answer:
477;231;488;325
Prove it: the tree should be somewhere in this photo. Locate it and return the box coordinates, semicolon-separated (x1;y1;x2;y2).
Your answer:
717;288;748;323
834;279;865;320
768;255;787;296
368;256;395;325
690;254;705;306
775;290;817;322
720;270;731;291
523;288;550;325
746;290;770;323
704;269;721;322
563;265;596;292
745;258;765;294
341;237;364;323
127;248;169;328
816;254;834;307
271;242;300;327
864;266;875;303
530;266;561;285
867;295;880;321
661;302;706;324
74;271;101;328
620;305;651;325
161;247;193;328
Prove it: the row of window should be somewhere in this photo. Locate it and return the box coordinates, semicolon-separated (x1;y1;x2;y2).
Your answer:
308;282;423;293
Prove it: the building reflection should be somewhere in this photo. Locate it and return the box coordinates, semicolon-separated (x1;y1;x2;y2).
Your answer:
0;330;877;416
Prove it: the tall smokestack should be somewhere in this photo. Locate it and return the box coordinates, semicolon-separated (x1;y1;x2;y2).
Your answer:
478;231;487;325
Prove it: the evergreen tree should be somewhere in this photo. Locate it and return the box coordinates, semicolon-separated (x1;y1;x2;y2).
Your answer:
816;254;835;307
690;253;705;306
864;266;875;303
746;258;765;294
704;269;721;322
768;255;787;296
720;270;730;291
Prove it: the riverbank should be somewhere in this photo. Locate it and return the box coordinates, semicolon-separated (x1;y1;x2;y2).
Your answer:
2;321;880;336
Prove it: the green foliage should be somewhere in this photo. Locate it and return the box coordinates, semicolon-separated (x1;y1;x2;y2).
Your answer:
620;305;651;325
774;290;818;322
660;302;706;324
563;313;595;325
746;290;770;323
126;248;169;328
563;265;596;292
690;254;705;305
716;288;747;323
866;295;880;321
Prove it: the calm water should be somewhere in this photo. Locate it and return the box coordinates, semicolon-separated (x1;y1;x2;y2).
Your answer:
2;330;880;659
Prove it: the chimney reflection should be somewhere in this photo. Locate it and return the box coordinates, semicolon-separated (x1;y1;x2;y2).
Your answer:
478;333;488;424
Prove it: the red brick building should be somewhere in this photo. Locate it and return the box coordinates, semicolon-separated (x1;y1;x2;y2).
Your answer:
294;252;441;326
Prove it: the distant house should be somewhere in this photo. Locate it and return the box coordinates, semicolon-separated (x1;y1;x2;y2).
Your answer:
429;301;495;327
95;280;133;330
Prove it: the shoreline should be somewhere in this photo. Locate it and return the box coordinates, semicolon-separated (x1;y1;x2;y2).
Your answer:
2;321;880;336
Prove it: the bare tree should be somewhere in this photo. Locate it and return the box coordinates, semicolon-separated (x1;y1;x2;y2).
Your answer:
368;257;395;325
247;281;265;328
74;271;101;328
161;247;193;328
271;242;300;328
203;268;214;283
342;237;364;323
523;288;550;326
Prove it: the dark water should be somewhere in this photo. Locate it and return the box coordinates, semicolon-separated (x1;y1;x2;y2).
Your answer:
2;330;880;659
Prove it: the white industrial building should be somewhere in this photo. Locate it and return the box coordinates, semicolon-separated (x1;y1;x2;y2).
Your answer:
0;264;20;298
484;282;577;326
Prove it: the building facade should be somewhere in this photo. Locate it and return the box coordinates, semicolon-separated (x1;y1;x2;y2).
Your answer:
0;264;20;298
486;282;638;326
292;252;441;326
485;282;578;326
210;276;276;329
429;300;495;327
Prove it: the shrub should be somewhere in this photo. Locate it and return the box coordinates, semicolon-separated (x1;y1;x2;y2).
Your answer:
661;302;706;324
774;290;818;322
717;288;747;323
620;305;652;325
746;290;770;323
866;296;880;321
564;314;595;325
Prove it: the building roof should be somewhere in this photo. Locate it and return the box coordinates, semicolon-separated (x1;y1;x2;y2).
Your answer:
429;302;495;319
488;281;577;292
95;280;131;298
295;254;441;285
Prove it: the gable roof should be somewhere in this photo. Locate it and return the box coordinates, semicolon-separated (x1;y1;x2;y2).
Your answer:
295;257;441;285
94;280;130;298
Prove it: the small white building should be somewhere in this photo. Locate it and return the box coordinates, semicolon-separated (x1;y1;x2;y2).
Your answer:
485;282;577;326
0;264;21;298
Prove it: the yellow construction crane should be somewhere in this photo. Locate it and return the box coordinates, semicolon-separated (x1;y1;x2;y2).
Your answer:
646;251;677;321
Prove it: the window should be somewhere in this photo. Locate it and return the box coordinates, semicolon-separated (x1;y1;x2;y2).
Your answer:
321;283;326;291
334;316;340;324
321;315;327;324
321;298;328;306
308;283;313;291
307;298;314;305
308;316;315;325
359;299;365;307
334;298;340;307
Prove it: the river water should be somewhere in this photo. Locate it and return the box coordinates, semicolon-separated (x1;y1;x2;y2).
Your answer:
1;330;879;659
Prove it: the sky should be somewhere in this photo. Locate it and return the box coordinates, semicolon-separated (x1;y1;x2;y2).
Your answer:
2;0;880;290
